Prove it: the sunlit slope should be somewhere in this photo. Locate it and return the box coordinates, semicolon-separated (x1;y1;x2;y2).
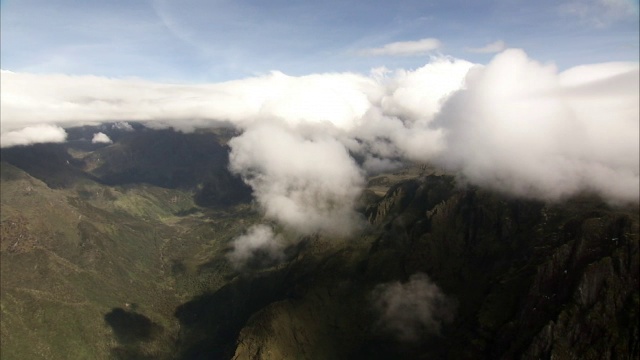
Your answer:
0;158;258;359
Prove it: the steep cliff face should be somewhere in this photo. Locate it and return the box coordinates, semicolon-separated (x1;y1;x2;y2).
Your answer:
519;214;639;360
232;174;639;360
362;176;638;359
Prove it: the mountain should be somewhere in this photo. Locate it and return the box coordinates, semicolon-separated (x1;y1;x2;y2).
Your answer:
1;125;638;359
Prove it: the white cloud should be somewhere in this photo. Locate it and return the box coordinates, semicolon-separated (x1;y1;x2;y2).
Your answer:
227;224;283;268
343;57;475;170
371;273;455;341
359;38;441;57
112;121;134;131
0;124;67;148
434;49;639;203
91;132;113;144
465;40;506;54
0;69;377;133
377;57;475;122
228;122;365;236
1;48;637;210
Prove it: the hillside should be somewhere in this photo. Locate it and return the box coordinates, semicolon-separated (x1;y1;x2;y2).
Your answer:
1;126;638;359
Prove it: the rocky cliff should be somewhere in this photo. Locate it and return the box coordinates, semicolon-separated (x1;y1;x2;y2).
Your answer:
231;174;639;360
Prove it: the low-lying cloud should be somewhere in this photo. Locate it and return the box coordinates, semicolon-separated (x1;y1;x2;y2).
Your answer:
371;273;455;341
0;69;376;134
92;132;113;144
228;122;365;235
0;124;67;147
1;49;637;230
227;224;283;268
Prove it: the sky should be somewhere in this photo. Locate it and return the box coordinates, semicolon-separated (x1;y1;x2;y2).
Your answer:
1;0;638;82
1;0;639;255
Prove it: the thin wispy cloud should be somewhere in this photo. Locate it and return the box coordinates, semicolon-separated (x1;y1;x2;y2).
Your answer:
465;40;506;54
227;224;284;268
2;1;637;79
371;273;455;341
359;38;442;57
560;0;639;27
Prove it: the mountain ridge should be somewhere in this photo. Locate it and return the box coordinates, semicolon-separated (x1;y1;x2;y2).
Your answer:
1;125;637;359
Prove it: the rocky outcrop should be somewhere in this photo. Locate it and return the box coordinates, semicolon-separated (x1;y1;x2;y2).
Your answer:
519;215;639;360
221;174;639;360
362;176;639;360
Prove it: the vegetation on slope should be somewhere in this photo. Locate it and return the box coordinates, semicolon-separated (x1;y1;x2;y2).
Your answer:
1;127;637;360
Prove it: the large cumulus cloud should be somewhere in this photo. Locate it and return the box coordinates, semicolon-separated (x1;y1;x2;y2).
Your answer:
434;49;639;203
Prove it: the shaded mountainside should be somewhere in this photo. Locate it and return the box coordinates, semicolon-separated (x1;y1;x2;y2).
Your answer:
1;126;638;360
1;126;252;207
226;176;639;360
360;178;639;359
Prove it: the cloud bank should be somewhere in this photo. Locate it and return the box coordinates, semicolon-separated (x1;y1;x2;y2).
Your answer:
0;69;376;133
1;49;638;234
371;273;455;341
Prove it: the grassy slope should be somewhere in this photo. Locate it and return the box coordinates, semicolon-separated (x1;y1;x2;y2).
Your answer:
0;161;258;359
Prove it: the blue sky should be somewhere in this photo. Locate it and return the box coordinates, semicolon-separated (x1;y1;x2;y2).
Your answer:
1;0;638;82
